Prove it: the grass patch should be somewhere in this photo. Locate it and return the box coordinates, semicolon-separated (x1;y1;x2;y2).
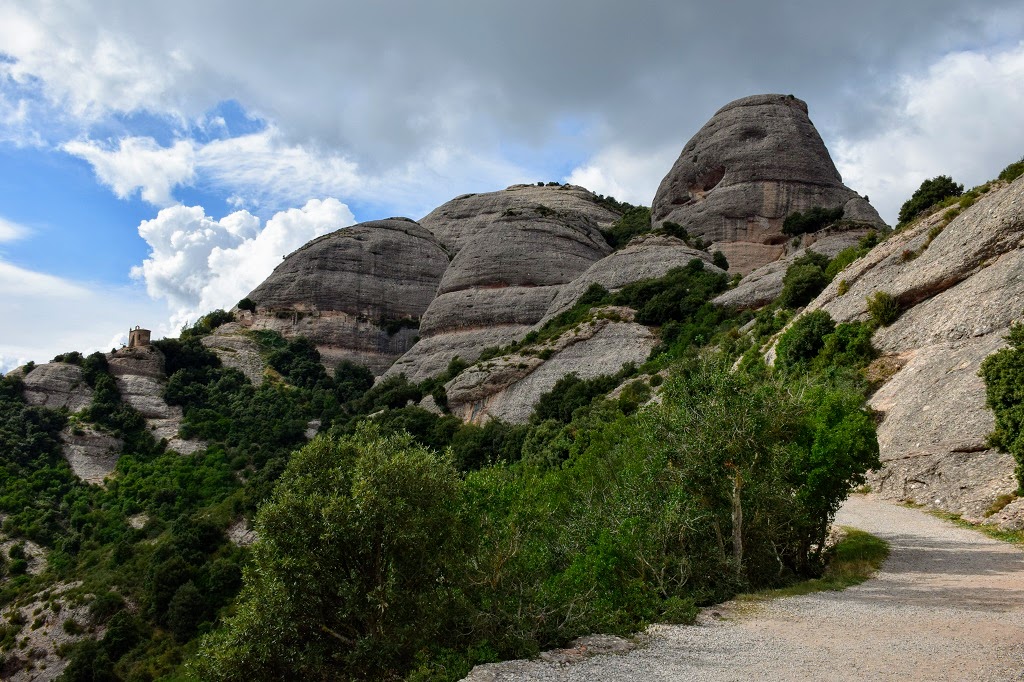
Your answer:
739;528;889;601
919;508;1024;548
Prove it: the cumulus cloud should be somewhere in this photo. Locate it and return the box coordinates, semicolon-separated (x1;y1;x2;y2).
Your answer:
0;259;161;373
834;42;1024;224
131;198;355;330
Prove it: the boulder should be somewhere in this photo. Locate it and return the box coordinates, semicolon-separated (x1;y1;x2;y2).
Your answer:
651;94;885;274
241;218;449;375
19;362;93;413
781;176;1024;520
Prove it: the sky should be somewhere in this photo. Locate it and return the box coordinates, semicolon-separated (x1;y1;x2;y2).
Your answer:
1;0;1023;372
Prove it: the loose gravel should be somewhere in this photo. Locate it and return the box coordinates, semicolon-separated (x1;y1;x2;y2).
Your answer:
465;495;1024;681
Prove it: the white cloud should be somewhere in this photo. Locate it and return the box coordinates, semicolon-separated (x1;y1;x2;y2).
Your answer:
0;216;30;242
63;137;196;206
131;198;355;330
835;43;1024;224
0;259;163;374
565;145;679;206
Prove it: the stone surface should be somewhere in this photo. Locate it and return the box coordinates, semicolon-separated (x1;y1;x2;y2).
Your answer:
651;94;885;274
60;425;122;485
386;195;616;382
712;225;874;310
539;234;721;325
779;176;1024;519
446;309;657;424
2;582;92;682
242;218;449;375
420;183;620;254
108;346;205;455
19;362;93;412
201;322;267;384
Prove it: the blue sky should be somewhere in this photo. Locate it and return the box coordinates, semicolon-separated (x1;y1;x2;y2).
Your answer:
1;0;1023;371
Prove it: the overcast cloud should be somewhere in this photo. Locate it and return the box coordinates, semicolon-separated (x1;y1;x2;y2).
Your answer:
1;0;1023;365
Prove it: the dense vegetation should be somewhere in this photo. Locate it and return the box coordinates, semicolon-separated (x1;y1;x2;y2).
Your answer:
0;244;884;681
980;322;1024;492
782;206;844;235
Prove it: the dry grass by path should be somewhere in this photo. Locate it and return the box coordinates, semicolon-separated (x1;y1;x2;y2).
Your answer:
465;495;1024;681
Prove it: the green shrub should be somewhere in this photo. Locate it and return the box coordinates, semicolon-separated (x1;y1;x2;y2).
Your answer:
998;157;1024;184
782;206;844;235
601;206;652;248
898;175;963;225
866;292;900;327
236;297;256;313
712;251;729;270
780;263;828;309
980;323;1024;491
775;310;836;369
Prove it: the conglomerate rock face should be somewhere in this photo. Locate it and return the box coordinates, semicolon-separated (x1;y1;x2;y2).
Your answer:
419;183;620;255
19;362;93;413
386;197;616;382
651;94;885;274
242;218;450;375
775;175;1024;522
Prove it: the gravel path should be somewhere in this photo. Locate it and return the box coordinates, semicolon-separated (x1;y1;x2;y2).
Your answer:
466;495;1024;681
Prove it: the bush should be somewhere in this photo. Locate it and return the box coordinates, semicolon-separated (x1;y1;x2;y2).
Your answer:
866;292;900;327
775;310;836;369
601;206;652;248
782;206;844;235
237;297;256;313
712;250;729;270
780;263;828;309
980;323;1024;491
898;175;963;225
998;157;1024;184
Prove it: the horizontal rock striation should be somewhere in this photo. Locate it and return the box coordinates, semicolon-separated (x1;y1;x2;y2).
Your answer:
651;94;885;274
386;198;616;382
241;218;450;375
781;176;1024;521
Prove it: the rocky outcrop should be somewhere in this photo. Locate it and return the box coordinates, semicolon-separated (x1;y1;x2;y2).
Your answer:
387;200;615;382
780;176;1024;522
713;225;875;310
19;363;93;412
201;322;267;385
419;183;620;254
108;346;205;455
60;425;121;484
445;308;657;424
539;234;722;325
240;218;450;375
651;94;885;274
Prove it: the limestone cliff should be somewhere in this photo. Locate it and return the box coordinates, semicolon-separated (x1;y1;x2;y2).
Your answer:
651;94;885;274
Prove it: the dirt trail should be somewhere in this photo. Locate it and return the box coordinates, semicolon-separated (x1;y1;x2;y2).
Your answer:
466;495;1024;681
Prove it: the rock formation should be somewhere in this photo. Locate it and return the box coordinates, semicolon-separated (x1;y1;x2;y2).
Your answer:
539;234;722;325
240;218;449;375
108;346;204;455
385;192;617;382
419;183;620;254
773;175;1024;524
201;322;267;385
651;94;885;274
445;308;657;424
19;363;93;413
60;425;121;484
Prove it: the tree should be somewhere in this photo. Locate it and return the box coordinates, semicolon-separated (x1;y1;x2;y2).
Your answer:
898;175;963;225
192;428;469;680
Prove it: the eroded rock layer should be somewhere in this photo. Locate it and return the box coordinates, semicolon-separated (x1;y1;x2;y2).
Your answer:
651;94;885;274
242;218;449;374
386;198;615;382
